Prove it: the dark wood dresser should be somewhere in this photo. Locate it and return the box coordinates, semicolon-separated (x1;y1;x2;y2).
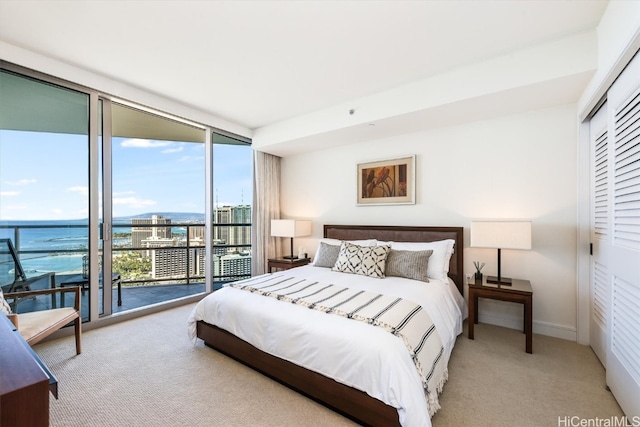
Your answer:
0;313;55;426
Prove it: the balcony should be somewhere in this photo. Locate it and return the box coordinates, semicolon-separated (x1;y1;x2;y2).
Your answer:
0;221;252;320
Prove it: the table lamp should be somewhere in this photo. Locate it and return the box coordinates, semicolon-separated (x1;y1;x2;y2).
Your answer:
270;219;312;259
470;220;531;285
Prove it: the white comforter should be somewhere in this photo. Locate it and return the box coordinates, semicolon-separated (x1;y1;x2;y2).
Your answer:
187;265;465;427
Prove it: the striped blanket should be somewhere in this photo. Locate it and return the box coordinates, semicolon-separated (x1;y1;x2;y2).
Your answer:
227;274;448;415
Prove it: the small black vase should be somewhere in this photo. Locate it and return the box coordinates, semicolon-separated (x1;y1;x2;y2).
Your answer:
475;272;483;282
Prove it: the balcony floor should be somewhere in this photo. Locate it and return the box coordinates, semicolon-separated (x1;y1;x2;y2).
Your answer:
10;275;208;320
111;282;206;314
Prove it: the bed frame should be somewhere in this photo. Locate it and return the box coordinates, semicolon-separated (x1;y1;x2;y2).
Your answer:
196;225;464;426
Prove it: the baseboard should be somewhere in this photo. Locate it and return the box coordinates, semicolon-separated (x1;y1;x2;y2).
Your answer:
478;312;577;342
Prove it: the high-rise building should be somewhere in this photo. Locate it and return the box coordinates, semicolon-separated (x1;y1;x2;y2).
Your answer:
189;225;205;241
151;245;205;279
214;205;251;249
131;215;172;247
213;251;251;281
142;235;207;280
130;210;251;281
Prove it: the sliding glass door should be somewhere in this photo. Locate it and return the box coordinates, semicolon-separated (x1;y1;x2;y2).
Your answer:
211;132;252;289
0;68;91;319
106;101;207;312
1;63;253;324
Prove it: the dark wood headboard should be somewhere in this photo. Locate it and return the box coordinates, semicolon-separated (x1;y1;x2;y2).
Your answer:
324;224;464;295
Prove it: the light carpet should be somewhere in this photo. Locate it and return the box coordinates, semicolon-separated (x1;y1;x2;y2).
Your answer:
434;323;623;426
34;303;623;426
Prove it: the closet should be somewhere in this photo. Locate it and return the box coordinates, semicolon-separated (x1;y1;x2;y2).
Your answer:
589;50;640;418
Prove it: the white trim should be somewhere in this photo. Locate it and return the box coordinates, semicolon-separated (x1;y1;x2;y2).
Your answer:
477;312;577;342
576;119;592;345
205;130;213;293
533;320;578;342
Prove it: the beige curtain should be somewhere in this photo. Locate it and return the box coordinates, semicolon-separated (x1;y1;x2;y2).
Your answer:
252;150;282;276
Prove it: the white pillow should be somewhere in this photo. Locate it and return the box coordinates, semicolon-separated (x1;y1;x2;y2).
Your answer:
378;239;455;281
312;238;376;265
332;242;391;278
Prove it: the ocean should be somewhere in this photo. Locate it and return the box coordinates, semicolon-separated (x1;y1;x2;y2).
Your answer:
0;219;135;274
1;218;197;279
0;220;90;274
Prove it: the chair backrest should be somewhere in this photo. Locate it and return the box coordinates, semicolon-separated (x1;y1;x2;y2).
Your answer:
0;238;27;288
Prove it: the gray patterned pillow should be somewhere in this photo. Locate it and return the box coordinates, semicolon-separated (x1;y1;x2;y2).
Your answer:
385;249;433;283
332;242;391;278
0;288;12;315
313;242;341;268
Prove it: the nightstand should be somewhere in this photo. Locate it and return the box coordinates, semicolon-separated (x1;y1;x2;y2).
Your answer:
268;257;311;273
468;277;533;353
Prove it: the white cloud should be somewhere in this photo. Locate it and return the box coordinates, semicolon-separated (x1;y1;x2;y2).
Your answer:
51;208;64;216
0;191;20;196
113;190;135;196
162;146;184;154
121;138;172;148
113;196;157;208
67;186;89;196
178;155;204;162
6;179;36;186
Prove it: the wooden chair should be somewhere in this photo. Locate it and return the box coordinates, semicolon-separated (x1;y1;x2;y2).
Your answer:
2;286;82;354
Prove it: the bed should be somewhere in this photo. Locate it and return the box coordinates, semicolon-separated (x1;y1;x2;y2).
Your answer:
188;225;464;427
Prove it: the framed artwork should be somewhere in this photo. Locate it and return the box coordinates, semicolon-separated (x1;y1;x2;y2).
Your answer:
357;155;415;205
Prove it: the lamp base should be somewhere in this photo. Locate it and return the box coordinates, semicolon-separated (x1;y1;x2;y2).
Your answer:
487;276;512;286
282;255;297;260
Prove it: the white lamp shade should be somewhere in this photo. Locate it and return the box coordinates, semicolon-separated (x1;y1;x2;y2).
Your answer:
270;219;312;238
470;220;532;250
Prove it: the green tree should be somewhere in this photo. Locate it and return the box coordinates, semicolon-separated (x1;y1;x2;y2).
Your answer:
113;251;151;283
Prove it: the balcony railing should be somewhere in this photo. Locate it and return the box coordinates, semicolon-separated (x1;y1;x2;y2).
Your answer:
0;221;252;291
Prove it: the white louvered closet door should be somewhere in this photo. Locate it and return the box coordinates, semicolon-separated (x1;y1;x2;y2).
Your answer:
589;103;609;366
604;50;640;418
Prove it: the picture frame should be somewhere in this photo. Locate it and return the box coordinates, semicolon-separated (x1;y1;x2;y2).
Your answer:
357;155;415;205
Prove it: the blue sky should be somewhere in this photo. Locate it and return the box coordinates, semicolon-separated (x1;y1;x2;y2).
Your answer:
0;130;252;220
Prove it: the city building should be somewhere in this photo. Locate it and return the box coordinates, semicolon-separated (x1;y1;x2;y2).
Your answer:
214;205;251;249
133;209;252;280
213;251;251;282
131;215;172;248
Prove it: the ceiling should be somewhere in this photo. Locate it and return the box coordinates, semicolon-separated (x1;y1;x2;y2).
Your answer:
0;0;608;143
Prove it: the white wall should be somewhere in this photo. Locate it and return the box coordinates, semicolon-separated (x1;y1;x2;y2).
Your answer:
281;103;579;340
